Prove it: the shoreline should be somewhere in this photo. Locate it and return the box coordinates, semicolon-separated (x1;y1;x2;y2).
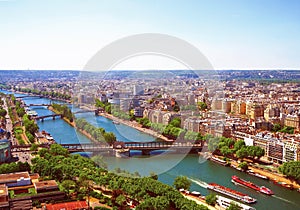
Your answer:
212;155;300;191
97;112;173;142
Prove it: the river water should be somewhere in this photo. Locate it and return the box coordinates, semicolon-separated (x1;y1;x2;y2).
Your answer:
2;90;300;210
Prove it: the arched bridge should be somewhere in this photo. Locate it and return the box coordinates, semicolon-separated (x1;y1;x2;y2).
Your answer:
10;142;203;156
61;141;203;154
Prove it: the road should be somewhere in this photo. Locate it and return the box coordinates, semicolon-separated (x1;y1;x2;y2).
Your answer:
1;96;17;145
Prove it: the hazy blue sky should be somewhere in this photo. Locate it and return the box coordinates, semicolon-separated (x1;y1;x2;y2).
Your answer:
0;0;299;70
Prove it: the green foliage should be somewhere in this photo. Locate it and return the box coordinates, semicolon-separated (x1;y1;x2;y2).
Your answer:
0;108;7;117
226;202;241;210
173;176;191;190
170;117;181;128
17;88;71;100
15;101;25;117
205;134;220;152
205;193;217;206
23;114;39;135
95;99;111;114
75;118;116;145
31;145;208;210
279;126;294;134
233;140;245;152
238;162;248;171
51;103;73;122
0;162;30;174
279;161;300;182
220;146;234;157
184;131;202;142
60;180;76;197
236;147;249;159
272;123;282;132
25;131;35;143
197;102;208;111
137;117;151;128
30;143;39;151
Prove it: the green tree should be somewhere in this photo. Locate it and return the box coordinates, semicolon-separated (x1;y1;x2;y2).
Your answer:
170;117;181;128
279;161;300;183
226;202;241;210
238;162;248;171
272;123;281;132
220;146;233;157
115;194;127;209
173;176;191;190
197;102;208;111
205;193;217;206
30;143;39;151
0;108;7;117
236;147;248;160
61;180;76;198
233;140;245;152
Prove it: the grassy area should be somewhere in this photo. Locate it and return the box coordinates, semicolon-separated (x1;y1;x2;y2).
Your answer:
9;188;37;199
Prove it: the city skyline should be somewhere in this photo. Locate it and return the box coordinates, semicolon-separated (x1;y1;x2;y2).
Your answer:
0;0;300;70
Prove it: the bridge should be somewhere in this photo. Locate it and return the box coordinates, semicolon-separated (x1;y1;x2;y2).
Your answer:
33;114;62;121
11;142;203;156
16;95;43;99
61;141;203;155
73;110;96;114
26;104;52;107
24;103;70;107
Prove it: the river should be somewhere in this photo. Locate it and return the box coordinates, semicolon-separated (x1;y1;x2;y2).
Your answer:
2;90;300;210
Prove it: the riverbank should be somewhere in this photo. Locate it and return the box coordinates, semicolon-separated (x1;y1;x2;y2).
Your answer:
213;155;300;191
182;193;223;210
97;112;173;142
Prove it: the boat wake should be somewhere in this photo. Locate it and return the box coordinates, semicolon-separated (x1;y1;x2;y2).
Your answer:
189;178;209;189
272;195;295;205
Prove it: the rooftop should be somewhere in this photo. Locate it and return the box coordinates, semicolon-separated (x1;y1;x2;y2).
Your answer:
0;172;30;184
46;201;88;210
0;184;8;197
34;180;58;190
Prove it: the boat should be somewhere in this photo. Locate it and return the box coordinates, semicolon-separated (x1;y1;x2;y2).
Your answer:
247;171;269;180
231;175;274;195
273;181;293;190
216;195;256;210
207;183;257;204
190;191;201;197
210;156;229;166
112;120;120;125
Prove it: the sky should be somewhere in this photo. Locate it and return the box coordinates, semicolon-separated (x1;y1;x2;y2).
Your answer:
0;0;300;70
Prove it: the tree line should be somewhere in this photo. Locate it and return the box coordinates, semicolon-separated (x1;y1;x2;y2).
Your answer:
206;135;265;160
75;118;116;145
279;161;300;184
137;117;203;142
31;144;208;210
51;103;74;122
15;87;71;100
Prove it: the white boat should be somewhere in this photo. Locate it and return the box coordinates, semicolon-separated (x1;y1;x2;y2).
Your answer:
216;195;256;210
112;120;120;125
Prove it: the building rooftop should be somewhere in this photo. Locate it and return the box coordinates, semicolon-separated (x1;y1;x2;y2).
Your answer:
34;180;58;191
0;184;8;197
46;201;88;210
0;172;30;184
